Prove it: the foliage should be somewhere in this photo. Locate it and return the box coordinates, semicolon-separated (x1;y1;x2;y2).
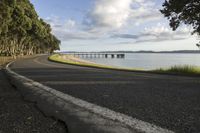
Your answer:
155;65;200;75
0;0;60;57
160;0;200;46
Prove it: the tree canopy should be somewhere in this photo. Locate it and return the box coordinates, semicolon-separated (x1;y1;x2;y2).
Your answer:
160;0;200;46
0;0;60;57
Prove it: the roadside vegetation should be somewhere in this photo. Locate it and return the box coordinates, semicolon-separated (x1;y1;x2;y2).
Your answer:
0;0;60;58
160;0;200;46
155;65;200;75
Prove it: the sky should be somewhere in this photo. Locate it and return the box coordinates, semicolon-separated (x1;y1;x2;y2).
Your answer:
30;0;199;52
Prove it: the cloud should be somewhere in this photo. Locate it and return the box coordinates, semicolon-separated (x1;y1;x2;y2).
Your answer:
44;2;191;43
64;19;76;29
141;23;192;41
111;34;139;39
129;1;162;26
48;18;76;31
84;0;132;30
112;23;192;43
53;30;98;41
83;0;162;32
44;17;98;41
135;37;186;43
43;1;164;42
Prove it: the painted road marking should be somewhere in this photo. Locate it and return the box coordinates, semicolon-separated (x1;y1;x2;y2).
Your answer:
42;80;138;85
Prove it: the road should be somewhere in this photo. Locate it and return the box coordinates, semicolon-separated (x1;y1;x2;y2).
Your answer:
10;55;200;133
0;69;66;133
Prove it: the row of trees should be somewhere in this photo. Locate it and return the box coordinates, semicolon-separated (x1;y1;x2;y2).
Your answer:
0;0;60;57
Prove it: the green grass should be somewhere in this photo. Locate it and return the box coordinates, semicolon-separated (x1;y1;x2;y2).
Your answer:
154;65;200;75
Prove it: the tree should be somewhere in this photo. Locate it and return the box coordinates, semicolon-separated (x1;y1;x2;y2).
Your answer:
160;0;200;47
0;0;60;57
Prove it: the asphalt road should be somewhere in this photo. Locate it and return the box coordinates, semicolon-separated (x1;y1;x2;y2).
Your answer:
10;55;200;133
0;69;67;133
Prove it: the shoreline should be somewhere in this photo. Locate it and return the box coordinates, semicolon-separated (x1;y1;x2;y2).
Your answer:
49;54;200;76
49;54;143;71
61;54;103;66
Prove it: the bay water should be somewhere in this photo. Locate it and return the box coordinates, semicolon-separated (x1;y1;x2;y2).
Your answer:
81;53;200;70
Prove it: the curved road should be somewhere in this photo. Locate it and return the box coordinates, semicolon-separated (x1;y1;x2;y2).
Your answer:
10;55;200;133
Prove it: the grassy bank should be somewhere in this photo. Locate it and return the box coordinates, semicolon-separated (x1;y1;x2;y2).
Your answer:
49;54;200;76
49;54;142;71
155;65;200;75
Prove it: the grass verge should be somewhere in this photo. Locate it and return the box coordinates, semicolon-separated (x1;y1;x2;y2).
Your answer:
154;65;200;75
48;54;143;71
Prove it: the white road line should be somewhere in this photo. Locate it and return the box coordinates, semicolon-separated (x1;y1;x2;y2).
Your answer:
42;81;137;85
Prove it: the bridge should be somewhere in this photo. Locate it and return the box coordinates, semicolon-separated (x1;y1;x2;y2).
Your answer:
64;52;125;59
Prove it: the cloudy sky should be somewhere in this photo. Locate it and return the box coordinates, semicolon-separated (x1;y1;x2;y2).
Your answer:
30;0;199;52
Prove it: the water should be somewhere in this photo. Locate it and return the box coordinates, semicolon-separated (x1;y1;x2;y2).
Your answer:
81;53;200;70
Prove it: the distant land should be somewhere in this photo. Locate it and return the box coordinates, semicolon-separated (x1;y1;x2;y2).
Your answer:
61;50;200;54
122;50;200;53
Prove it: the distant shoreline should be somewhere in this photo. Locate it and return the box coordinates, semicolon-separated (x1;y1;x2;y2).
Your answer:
60;50;200;54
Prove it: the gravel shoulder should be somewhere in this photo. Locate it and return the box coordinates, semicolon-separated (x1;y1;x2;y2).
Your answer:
0;69;67;133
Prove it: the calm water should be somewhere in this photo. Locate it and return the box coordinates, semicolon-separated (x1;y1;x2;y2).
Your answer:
82;53;200;70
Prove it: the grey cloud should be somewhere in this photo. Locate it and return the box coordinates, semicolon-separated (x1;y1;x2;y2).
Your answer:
54;31;98;41
135;37;187;43
53;24;63;28
111;34;140;39
111;27;190;44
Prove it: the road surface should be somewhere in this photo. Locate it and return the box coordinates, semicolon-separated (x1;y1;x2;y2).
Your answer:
0;69;67;133
10;55;200;133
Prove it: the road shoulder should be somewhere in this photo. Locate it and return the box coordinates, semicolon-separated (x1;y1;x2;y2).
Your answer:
0;69;67;133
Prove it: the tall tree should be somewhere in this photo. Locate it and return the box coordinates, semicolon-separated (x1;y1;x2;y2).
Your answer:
0;0;60;57
160;0;200;47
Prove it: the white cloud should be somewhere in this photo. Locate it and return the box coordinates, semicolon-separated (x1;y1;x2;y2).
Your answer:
112;23;193;43
44;1;164;42
86;0;132;29
130;1;162;25
44;17;98;41
84;0;162;32
64;19;76;29
142;23;192;40
44;2;194;45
